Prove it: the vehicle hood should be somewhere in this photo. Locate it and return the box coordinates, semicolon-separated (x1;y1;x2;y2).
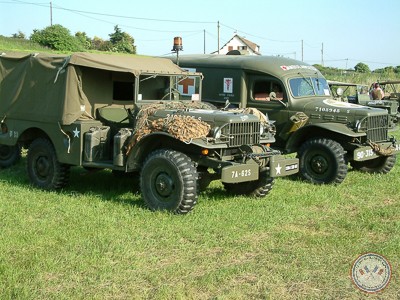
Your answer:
303;98;388;118
151;108;261;124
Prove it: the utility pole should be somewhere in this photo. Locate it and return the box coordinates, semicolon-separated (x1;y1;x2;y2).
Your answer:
50;2;53;26
217;21;220;54
301;39;304;62
203;29;206;54
321;42;324;66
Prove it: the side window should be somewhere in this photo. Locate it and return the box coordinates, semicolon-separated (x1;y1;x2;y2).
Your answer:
139;76;169;100
252;80;284;101
113;81;134;101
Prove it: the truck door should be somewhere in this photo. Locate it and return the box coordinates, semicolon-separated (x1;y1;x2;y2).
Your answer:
246;75;290;139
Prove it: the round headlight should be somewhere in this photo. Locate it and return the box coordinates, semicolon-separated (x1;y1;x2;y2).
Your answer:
355;118;367;132
212;127;221;139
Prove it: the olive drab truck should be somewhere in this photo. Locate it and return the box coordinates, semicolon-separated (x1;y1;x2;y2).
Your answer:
0;52;299;214
170;54;400;185
328;80;399;130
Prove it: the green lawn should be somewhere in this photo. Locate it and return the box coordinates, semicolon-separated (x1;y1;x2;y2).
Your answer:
1;37;399;299
1;134;399;299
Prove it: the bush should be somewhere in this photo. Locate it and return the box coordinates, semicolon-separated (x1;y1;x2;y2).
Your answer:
354;62;371;73
30;24;84;52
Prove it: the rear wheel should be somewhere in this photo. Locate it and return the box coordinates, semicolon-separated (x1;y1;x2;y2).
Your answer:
0;144;21;168
140;149;198;214
350;155;396;174
27;138;70;190
298;138;347;184
223;173;274;198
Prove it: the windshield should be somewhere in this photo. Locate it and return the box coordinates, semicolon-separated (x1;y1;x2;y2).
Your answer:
289;77;331;97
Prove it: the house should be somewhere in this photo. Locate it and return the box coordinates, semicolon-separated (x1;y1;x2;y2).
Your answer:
214;34;261;55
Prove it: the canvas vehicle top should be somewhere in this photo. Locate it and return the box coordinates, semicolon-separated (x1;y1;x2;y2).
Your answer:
170;54;400;185
0;52;299;214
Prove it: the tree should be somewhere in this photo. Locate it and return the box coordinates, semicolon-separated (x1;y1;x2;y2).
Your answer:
354;62;370;73
108;25;136;54
75;31;91;50
11;31;26;39
30;24;84;52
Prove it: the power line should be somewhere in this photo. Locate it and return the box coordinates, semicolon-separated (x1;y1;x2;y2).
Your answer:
220;22;300;43
4;0;400;67
11;0;215;24
52;4;204;34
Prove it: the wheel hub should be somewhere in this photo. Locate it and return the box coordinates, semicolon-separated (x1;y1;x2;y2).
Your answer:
36;156;50;178
155;173;174;197
310;155;329;174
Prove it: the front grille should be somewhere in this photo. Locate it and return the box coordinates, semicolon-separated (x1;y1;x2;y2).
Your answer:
227;121;260;147
366;115;389;142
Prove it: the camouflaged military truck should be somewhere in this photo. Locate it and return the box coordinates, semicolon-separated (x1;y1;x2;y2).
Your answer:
0;52;299;214
170;54;400;185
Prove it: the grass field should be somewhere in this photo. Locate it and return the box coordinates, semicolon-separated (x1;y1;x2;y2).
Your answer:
0;36;50;52
1;130;399;299
1;38;399;298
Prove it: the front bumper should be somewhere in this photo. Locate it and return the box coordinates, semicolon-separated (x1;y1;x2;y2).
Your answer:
220;155;299;183
353;141;400;161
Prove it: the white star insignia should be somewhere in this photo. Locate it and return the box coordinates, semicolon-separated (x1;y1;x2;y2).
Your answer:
275;163;282;175
73;127;80;138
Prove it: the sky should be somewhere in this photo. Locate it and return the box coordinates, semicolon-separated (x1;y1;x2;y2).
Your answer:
1;0;400;70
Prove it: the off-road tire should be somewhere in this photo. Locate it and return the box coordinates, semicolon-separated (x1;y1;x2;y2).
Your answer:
140;149;198;214
197;167;213;192
350;155;396;174
223;173;274;198
298;138;347;184
27;138;70;190
0;144;21;168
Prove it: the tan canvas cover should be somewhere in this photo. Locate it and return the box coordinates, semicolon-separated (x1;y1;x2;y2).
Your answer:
0;52;189;125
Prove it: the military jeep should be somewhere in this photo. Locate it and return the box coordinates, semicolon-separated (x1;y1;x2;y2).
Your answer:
370;80;400;112
170;54;400;185
0;52;299;214
328;80;399;130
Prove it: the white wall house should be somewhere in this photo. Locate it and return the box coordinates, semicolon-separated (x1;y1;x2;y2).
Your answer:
213;34;261;55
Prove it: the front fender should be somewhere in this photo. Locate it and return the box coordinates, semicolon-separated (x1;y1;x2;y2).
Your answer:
308;123;364;137
286;123;364;153
126;132;203;171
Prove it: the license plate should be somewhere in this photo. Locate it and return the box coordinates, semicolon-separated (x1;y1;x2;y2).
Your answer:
354;142;400;161
221;164;259;183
